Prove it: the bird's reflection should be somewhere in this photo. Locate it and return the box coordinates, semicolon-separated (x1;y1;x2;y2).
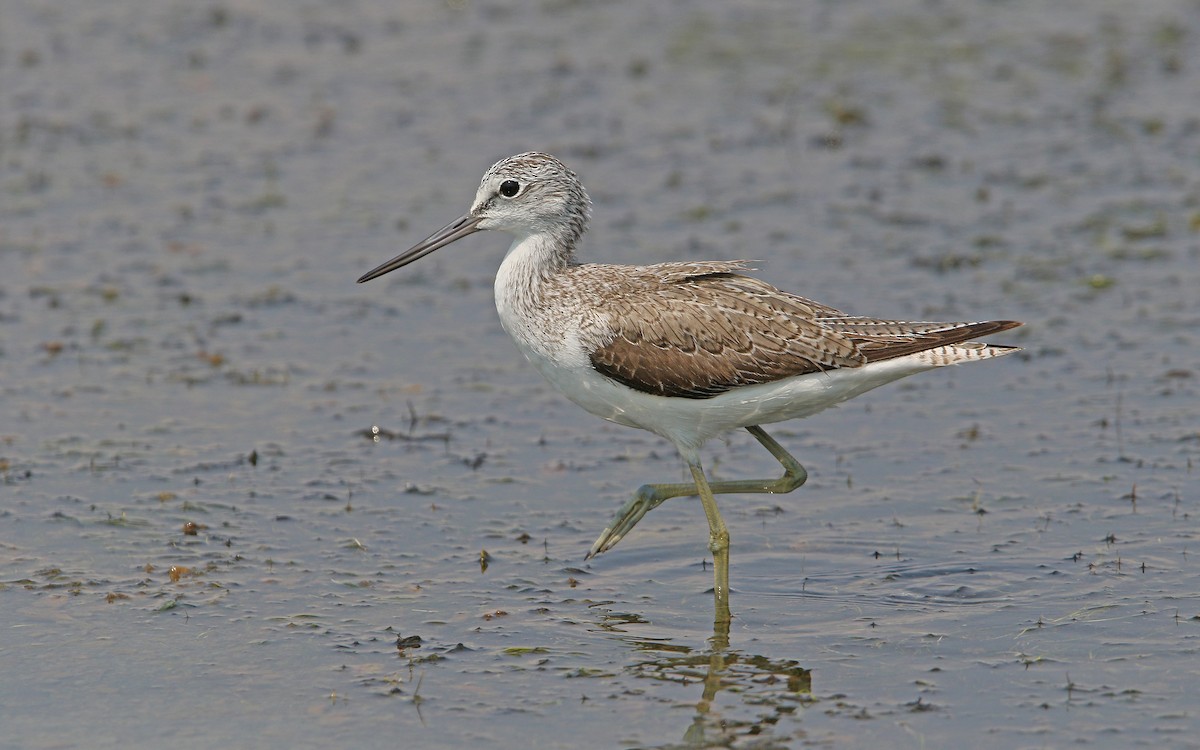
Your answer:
596;607;813;748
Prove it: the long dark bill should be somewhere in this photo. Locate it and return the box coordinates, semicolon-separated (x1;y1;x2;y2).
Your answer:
357;214;483;283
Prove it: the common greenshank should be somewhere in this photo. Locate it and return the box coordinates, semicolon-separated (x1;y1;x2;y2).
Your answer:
358;152;1021;621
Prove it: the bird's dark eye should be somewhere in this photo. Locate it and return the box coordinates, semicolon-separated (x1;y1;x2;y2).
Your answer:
499;180;520;198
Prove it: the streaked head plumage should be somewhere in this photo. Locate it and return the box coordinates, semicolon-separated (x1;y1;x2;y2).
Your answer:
470;152;592;246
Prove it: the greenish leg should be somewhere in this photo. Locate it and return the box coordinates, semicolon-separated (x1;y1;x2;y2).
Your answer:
586;425;808;558
688;462;731;624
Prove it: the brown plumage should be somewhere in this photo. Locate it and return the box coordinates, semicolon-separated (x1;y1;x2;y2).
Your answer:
584;261;1020;399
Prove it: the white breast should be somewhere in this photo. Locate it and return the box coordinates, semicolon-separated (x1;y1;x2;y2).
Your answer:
493;236;593;369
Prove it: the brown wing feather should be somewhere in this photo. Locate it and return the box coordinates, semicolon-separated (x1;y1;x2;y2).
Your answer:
822;318;1023;363
588;271;867;399
585;267;1022;400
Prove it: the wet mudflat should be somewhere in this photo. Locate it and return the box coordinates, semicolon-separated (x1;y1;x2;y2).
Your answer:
2;1;1198;748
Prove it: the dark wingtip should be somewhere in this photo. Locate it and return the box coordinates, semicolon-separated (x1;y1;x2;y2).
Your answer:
991;320;1023;332
861;319;1024;364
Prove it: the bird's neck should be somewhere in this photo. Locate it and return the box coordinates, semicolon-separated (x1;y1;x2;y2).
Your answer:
494;233;574;325
500;232;574;283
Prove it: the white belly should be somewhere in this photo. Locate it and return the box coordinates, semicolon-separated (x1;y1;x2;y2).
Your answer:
512;338;940;455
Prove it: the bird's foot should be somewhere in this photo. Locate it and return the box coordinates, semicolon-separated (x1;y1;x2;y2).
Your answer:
585;483;669;559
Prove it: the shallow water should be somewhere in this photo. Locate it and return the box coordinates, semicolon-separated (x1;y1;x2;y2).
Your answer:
2;1;1198;748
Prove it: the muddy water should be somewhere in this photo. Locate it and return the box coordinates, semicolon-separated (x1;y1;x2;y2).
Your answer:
2;1;1198;748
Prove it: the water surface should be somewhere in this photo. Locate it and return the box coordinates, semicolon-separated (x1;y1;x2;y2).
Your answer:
2;1;1198;748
